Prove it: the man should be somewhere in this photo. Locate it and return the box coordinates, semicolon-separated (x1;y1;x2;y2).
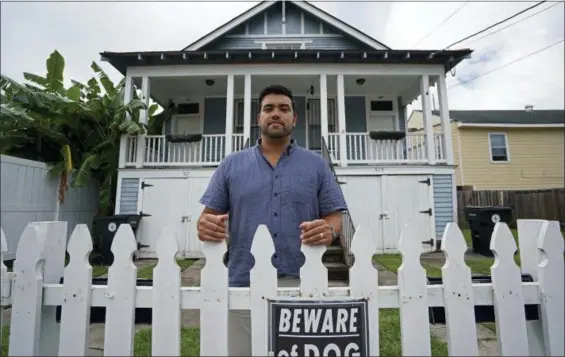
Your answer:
197;84;348;355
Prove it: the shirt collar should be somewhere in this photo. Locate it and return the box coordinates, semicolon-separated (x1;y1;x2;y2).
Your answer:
255;138;297;155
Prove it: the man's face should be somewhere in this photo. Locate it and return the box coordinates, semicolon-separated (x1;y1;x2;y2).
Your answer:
257;93;297;139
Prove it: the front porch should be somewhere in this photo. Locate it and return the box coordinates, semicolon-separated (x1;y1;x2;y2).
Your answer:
119;68;454;169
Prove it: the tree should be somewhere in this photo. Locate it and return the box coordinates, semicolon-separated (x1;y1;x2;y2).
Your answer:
0;50;159;214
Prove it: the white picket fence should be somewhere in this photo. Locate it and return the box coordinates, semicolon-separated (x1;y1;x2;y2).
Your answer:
1;219;563;356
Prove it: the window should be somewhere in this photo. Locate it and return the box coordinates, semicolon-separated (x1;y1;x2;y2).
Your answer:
370;100;394;111
489;133;509;162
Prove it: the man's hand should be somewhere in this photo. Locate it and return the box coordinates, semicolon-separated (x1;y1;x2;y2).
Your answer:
299;219;333;246
197;213;229;242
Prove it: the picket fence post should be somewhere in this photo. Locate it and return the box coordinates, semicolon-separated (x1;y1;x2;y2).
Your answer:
440;223;478;356
249;225;278;356
536;220;564;356
200;231;229;356
58;224;93;356
103;224;138;355
8;225;45;356
349;225;379;356
1;228;9;352
491;223;530;354
31;221;67;356
152;225;182;356
397;222;431;356
516;219;550;356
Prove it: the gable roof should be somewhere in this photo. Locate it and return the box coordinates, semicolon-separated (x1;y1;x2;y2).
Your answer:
409;109;564;128
182;0;391;51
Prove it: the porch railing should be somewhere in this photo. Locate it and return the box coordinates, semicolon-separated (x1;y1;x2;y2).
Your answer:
327;132;446;164
124;134;246;167
321;137;355;268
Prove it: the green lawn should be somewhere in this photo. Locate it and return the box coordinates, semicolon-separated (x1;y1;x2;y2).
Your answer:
137;259;196;280
373;228;522;277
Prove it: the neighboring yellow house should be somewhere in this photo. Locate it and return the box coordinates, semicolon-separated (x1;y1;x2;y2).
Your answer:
408;108;565;190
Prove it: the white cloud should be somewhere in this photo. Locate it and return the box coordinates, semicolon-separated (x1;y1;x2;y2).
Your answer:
1;0;563;113
383;0;564;112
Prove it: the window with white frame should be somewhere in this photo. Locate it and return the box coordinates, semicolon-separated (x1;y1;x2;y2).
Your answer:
488;133;509;162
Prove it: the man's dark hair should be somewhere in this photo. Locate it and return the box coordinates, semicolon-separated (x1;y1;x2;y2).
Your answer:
258;85;295;112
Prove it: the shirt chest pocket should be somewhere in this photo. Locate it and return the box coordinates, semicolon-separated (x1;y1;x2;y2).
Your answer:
285;174;317;204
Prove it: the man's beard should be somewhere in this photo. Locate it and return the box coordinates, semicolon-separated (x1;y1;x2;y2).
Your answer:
261;122;292;139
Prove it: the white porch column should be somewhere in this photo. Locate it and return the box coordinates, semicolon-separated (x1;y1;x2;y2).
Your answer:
420;74;435;165
320;74;329;147
243;74;252;147
119;74;134;168
437;72;454;165
336;74;348;167
135;76;150;168
225;74;235;156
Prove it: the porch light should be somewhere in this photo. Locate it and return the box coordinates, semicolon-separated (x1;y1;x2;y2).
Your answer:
205;79;215;86
356;78;365;85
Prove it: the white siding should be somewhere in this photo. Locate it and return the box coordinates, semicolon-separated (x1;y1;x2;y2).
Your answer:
0;155;99;260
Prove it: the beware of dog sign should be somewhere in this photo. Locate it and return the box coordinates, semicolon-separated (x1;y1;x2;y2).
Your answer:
268;299;369;356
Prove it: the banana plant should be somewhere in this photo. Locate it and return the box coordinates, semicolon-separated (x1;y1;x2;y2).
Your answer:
1;50;156;212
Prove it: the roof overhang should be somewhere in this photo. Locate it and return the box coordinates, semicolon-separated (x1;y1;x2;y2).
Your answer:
182;0;391;51
457;123;565;128
100;49;473;77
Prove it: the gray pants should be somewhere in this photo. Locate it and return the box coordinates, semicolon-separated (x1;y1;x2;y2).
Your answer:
228;277;300;356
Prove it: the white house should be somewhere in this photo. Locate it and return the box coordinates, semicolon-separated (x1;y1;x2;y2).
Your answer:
101;0;472;263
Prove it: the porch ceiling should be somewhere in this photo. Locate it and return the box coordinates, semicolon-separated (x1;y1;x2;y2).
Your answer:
149;74;422;105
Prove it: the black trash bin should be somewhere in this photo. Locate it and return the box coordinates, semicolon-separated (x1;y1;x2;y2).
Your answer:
464;206;513;257
92;214;142;265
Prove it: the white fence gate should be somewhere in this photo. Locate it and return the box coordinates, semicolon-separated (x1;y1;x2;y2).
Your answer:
1;219;563;356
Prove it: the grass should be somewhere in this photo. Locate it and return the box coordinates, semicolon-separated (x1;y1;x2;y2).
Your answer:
131;310;448;357
137;259;196;280
1;324;8;357
373;228;523;277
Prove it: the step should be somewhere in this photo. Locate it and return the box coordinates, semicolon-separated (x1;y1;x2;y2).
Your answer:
322;246;344;263
324;261;349;281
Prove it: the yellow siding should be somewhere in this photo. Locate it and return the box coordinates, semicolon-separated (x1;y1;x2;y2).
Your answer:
458;127;565;190
450;122;463;187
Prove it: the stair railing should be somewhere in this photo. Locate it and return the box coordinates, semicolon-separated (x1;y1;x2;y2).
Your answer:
321;137;355;267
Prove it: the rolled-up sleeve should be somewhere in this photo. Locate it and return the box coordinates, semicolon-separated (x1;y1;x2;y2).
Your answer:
317;160;348;217
199;160;230;213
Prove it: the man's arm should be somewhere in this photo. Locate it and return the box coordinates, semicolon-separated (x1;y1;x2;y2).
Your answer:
199;160;230;215
318;160;348;235
197;161;230;242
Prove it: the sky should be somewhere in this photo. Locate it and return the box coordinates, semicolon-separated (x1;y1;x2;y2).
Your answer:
1;0;564;114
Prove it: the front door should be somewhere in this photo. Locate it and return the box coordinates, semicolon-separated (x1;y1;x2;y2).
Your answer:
306;99;337;153
137;178;189;259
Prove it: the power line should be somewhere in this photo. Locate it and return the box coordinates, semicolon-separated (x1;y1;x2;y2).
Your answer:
411;1;469;48
462;1;564;46
449;39;564;89
444;0;548;50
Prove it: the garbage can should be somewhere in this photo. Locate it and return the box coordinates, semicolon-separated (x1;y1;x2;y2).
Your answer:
92;214;143;265
464;206;513;257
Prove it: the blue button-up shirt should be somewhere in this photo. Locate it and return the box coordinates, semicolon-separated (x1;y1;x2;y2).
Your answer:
199;139;348;287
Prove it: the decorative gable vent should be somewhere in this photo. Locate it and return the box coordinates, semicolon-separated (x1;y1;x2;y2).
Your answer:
260;41;306;50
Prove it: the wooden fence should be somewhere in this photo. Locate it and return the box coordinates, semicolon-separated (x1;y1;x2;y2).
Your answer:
1;220;564;356
457;188;565;228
